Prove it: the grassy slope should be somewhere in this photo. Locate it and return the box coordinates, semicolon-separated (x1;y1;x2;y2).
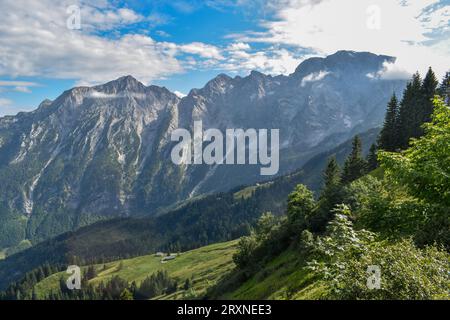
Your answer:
34;239;328;300
0;128;379;291
34;240;238;300
212;170;386;300
212;247;328;300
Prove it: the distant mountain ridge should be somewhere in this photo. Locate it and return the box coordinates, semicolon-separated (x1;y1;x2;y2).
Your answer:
0;51;405;248
0;127;380;290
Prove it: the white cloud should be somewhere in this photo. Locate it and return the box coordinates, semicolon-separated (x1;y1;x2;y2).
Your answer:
0;98;13;107
178;42;225;60
367;61;411;80
0;0;311;85
81;6;144;31
0;1;184;84
174;91;187;98
87;90;147;99
0;98;35;116
221;48;303;75
0;81;40;93
1;0;447;104
155;30;171;38
236;0;450;78
0;0;228;85
422;5;450;30
227;42;251;51
301;70;330;86
0;81;39;87
88;91;119;99
13;86;32;93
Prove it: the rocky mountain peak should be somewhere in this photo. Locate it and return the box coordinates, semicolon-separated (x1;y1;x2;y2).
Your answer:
94;75;147;94
193;73;233;97
293;50;395;79
0;51;408;252
249;70;266;78
37;99;53;110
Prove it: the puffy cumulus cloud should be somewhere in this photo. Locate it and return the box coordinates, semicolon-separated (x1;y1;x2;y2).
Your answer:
0;0;183;84
367;61;412;80
0;0;228;85
227;42;251;51
178;42;225;60
0;0;313;85
81;7;144;31
221;47;304;75
235;0;450;78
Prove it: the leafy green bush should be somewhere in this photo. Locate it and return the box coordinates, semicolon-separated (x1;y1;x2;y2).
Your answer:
307;208;449;300
330;239;449;300
287;184;316;233
233;236;258;269
378;97;450;247
233;212;282;270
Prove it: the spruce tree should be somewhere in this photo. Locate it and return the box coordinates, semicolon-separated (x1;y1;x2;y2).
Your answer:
341;135;367;184
421;67;439;124
366;143;378;171
320;156;341;200
86;265;97;280
397;82;412;149
183;278;192;290
397;72;423;148
312;156;344;231
438;71;450;104
119;288;133;300
378;94;399;151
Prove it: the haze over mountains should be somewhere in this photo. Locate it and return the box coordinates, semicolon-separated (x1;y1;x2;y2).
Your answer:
0;50;406;248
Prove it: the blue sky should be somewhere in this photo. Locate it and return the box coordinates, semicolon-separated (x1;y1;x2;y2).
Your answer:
0;0;449;116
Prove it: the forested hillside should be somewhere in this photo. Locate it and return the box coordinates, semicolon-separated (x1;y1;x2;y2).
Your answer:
4;240;238;300
2;70;448;300
0;128;378;291
0;51;404;251
209;71;450;300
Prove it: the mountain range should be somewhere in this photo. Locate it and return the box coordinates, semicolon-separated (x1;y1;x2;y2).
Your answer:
0;50;406;249
0;127;380;289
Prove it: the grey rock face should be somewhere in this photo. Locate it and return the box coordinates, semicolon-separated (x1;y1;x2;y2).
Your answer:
0;51;406;246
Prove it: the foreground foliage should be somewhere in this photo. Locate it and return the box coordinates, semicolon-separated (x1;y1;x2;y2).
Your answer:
217;97;450;300
307;208;449;299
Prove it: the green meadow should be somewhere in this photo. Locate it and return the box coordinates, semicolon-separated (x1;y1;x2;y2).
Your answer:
34;240;238;300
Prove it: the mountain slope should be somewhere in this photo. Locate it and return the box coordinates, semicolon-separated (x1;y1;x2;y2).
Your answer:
207;246;326;300
0;51;405;249
32;240;238;300
0;77;180;246
0;128;379;290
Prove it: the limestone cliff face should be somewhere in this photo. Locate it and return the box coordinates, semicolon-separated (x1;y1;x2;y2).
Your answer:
0;51;406;246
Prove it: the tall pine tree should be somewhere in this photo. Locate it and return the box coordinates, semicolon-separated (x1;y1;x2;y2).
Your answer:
341;135;367;184
378;94;399;151
438;71;450;104
320;156;341;201
397;72;423;148
366;143;378;171
421;67;439;124
311;157;343;232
